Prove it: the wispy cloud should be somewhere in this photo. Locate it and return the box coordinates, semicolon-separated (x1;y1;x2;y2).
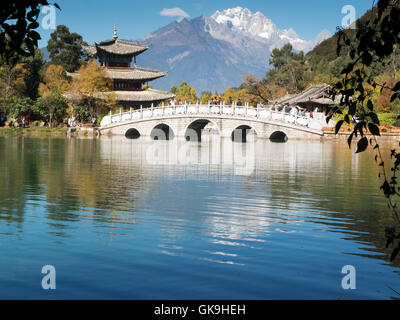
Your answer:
160;7;190;18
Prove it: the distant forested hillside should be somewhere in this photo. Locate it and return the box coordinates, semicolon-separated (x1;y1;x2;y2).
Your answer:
305;7;399;79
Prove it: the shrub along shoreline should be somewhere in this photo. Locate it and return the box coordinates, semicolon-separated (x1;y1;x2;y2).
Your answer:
0;126;69;136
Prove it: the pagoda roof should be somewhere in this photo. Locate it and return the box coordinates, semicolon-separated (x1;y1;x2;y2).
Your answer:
106;67;167;81
67;67;168;82
97;89;175;102
63;88;174;103
83;39;149;56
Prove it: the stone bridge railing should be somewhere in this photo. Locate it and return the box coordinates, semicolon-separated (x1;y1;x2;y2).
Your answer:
100;103;327;131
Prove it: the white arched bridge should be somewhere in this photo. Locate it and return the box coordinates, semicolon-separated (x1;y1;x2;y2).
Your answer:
99;103;328;141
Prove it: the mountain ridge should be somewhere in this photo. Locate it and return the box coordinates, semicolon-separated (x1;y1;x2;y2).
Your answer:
138;7;331;93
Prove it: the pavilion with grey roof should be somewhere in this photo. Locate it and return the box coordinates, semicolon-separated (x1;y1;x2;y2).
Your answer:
274;83;342;113
68;25;174;108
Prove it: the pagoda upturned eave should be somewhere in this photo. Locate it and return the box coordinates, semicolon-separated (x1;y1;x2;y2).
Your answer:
105;67;167;81
95;88;175;102
66;67;168;82
83;39;149;57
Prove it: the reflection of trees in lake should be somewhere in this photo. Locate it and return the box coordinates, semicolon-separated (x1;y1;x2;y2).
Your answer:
0;136;145;237
0;135;398;266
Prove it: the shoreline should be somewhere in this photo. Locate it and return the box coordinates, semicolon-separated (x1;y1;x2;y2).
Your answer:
2;126;400;144
0;127;69;136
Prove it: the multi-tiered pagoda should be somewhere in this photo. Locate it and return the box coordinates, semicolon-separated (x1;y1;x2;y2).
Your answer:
71;26;174;108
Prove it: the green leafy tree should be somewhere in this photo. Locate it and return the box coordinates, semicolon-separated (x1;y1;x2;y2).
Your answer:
47;25;88;72
329;0;400;261
22;48;44;99
268;43;306;93
0;0;60;64
9;97;34;118
35;90;67;126
73;105;90;123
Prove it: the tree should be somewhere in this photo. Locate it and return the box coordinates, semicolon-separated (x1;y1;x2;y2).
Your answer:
69;60;116;118
174;81;198;103
47;25;88;72
38;64;68;126
9;96;34;118
329;0;400;260
0;62;26;113
0;0;60;64
200;91;212;104
35;91;67;127
23;48;44;99
269;44;306;93
38;64;69;95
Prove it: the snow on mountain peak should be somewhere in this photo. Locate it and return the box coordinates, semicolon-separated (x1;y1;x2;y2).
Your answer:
209;7;331;52
211;6;277;38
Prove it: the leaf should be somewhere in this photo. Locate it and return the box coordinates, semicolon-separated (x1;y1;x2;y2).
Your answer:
347;132;354;148
335;120;344;134
368;123;380;136
390;245;400;262
393;81;400;92
356;137;368;153
386;236;394;248
367;100;374;111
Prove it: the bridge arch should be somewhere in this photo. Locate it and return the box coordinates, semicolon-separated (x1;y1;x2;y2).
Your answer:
184;119;220;141
231;125;258;142
269;130;288;142
150;123;175;140
125;128;141;139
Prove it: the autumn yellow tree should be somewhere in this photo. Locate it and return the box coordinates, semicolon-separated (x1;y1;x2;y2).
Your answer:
200;91;212;104
173;81;197;103
0;63;26;113
70;60;116;118
38;64;69;127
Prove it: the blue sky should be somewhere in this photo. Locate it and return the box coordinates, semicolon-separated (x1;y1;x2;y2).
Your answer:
37;0;374;48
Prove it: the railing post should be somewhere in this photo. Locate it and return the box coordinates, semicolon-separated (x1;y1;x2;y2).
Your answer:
130;107;132;120
140;105;143;118
120;108;122;121
109;110;112;124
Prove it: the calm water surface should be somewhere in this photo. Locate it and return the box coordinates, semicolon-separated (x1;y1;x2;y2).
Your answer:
0;135;399;299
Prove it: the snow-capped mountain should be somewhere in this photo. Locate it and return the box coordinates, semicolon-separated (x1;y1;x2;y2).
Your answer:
209;7;331;52
138;7;331;93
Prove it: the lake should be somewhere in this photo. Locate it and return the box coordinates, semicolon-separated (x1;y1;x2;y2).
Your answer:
0;135;399;299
